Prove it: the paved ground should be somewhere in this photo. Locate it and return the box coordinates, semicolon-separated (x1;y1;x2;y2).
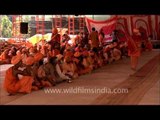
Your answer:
0;49;159;105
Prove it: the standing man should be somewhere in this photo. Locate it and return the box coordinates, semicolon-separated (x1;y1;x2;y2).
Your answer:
88;27;99;53
127;28;142;73
49;28;61;51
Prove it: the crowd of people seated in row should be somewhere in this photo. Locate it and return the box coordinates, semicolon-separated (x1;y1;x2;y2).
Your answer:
2;27;152;95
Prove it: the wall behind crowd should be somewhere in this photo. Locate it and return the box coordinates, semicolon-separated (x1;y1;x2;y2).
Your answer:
116;15;160;40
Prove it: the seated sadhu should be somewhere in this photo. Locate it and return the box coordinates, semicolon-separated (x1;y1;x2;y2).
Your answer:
21;48;29;65
63;45;73;58
62;56;78;79
111;41;122;61
119;42;128;57
0;48;14;64
34;52;44;63
0;49;9;64
89;50;99;69
3;55;33;95
103;46;110;63
32;60;43;89
55;54;72;83
22;56;42;91
74;47;92;75
80;50;93;75
8;46;17;57
37;60;50;87
107;44;115;63
37;58;55;87
112;47;122;61
73;51;84;75
40;44;49;57
51;48;60;57
31;53;44;89
61;32;70;45
29;47;38;57
97;51;104;67
87;50;94;68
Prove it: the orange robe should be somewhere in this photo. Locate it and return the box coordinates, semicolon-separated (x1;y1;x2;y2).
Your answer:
127;34;141;57
79;58;92;74
62;62;78;78
65;51;73;58
128;47;141;57
89;31;99;48
25;42;33;48
0;50;8;61
3;67;33;94
7;39;15;44
34;52;44;62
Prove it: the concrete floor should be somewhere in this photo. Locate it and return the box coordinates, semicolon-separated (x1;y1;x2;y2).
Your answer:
0;49;160;105
139;81;159;105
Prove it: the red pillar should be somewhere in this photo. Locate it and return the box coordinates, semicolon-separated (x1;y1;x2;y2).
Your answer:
155;15;159;39
68;15;75;35
148;15;152;36
130;16;134;35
